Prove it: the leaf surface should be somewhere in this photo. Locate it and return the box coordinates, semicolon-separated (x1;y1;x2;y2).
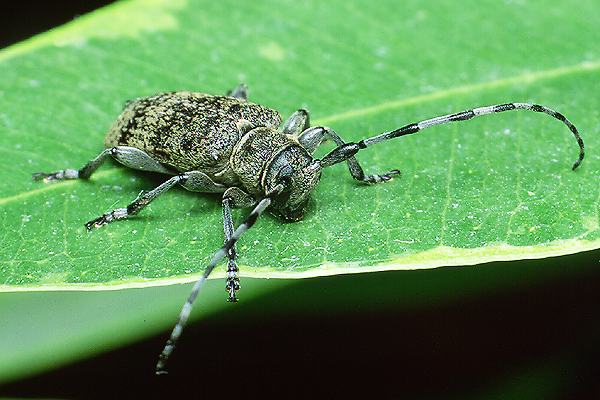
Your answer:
1;0;598;289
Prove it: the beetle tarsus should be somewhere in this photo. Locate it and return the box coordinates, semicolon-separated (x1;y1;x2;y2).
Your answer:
363;168;401;184
32;172;51;181
226;277;240;302
32;169;79;182
155;340;175;375
85;208;128;230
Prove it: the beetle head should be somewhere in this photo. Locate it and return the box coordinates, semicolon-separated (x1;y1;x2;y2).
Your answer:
263;146;322;221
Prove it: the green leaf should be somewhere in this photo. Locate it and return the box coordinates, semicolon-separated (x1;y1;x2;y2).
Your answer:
1;0;598;289
1;0;599;384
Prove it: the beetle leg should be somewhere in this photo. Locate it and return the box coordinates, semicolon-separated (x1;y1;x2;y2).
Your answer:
178;171;226;193
85;171;225;229
32;148;113;182
282;109;310;137
156;183;285;375
32;146;174;182
220;187;256;302
109;146;174;174
298;126;400;184
222;197;239;302
222;187;256;208
226;83;248;101
85;174;185;229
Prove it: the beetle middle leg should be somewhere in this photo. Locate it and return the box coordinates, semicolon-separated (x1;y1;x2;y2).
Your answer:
288;113;400;183
85;170;226;229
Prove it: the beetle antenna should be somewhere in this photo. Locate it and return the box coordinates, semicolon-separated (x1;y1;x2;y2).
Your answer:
320;103;585;171
155;183;286;375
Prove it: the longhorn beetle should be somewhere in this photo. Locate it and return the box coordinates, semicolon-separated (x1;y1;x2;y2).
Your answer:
33;84;585;374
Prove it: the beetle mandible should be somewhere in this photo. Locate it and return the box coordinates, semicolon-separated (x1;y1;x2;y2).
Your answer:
33;84;585;374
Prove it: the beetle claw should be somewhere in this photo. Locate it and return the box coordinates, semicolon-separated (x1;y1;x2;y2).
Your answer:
382;169;402;181
85;216;106;230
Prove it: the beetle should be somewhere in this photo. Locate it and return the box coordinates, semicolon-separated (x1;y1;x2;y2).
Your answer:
33;84;585;374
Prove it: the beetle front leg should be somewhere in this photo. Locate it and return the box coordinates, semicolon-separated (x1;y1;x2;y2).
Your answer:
222;197;239;302
299;126;400;184
221;187;256;302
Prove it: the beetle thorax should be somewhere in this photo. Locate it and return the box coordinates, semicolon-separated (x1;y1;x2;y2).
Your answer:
230;126;321;220
230;127;297;196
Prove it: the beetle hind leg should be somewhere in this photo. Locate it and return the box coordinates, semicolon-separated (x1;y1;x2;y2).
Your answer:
226;83;248;102
33;146;175;183
32;148;114;182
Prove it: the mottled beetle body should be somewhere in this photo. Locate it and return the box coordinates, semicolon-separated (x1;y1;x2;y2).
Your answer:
33;84;585;374
105;92;282;182
102;90;321;220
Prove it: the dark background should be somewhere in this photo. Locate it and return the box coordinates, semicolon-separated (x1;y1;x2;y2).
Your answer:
0;2;115;49
1;2;600;399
